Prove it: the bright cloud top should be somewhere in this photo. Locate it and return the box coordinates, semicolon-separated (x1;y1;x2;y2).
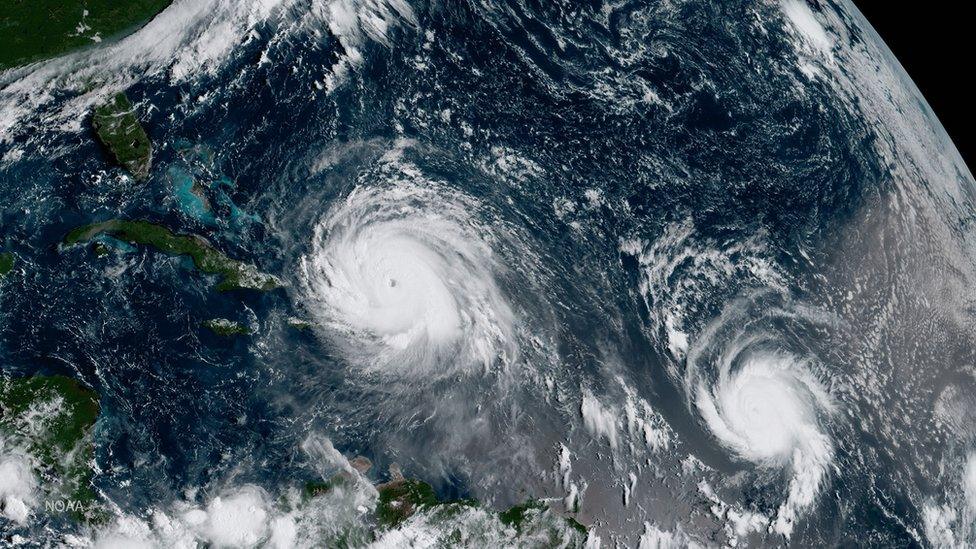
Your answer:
299;170;518;378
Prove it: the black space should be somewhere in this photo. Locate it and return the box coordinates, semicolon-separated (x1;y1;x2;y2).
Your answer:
853;2;974;171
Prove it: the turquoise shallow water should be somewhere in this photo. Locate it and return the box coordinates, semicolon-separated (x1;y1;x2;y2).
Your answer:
0;0;975;546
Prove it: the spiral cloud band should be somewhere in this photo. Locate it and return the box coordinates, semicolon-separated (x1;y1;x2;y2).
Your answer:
299;179;517;377
687;298;838;540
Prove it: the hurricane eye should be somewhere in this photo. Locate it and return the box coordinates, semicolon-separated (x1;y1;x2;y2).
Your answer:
298;180;518;377
692;340;836;539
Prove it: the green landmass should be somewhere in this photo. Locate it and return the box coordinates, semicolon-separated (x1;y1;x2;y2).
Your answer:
203;318;250;337
497;498;582;533
0;0;172;70
302;456;372;502
0;252;15;277
0;375;101;521
93;242;110;258
499;499;547;532
92;93;152;180
376;478;442;527
496;498;586;544
296;465;586;546
186;178;212;214
302;478;339;501
566;516;587;536
63;219;281;292
287;317;314;331
374;477;584;540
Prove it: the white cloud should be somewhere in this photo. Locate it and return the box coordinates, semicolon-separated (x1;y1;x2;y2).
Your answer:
581;391;619;449
0;450;37;525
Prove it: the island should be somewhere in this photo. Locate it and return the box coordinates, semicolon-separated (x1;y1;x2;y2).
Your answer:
499;499;586;535
203;318;251;337
286;317;314;331
92;93;153;180
0;252;14;277
303;462;588;545
375;476;449;527
0;1;172;70
63;219;281;292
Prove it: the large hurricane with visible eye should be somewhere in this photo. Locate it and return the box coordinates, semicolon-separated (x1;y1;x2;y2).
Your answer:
3;0;976;544
685;296;839;539
298;179;517;377
696;344;835;536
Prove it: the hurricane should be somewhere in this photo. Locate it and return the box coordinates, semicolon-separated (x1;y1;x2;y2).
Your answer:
687;295;838;538
298;169;518;378
3;0;976;545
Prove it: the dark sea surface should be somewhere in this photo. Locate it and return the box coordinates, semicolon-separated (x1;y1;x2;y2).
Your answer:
1;0;975;546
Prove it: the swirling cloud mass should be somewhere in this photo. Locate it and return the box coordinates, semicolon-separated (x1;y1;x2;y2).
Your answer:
696;346;835;537
299;174;517;378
